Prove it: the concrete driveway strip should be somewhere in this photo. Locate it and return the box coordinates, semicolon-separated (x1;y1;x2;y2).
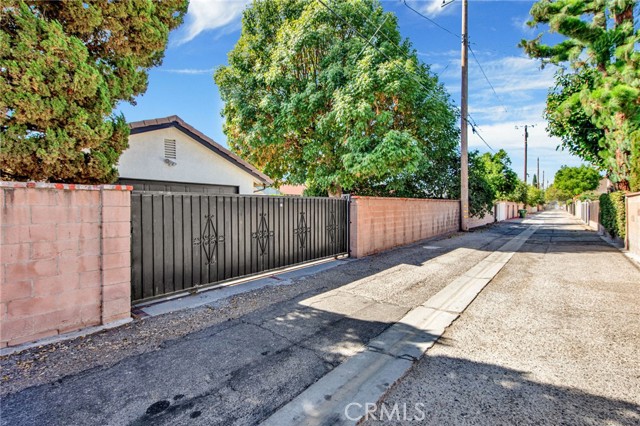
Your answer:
261;219;540;426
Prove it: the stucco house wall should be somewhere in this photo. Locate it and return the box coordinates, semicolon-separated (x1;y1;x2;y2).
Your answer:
117;116;272;195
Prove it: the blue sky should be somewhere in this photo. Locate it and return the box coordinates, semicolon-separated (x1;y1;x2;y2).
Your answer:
117;0;587;186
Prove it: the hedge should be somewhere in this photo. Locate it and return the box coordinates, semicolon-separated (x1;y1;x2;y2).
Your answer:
599;191;626;239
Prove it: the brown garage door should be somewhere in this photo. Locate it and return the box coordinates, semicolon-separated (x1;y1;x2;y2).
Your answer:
118;178;239;194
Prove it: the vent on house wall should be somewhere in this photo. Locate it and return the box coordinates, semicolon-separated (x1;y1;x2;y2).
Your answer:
164;139;177;159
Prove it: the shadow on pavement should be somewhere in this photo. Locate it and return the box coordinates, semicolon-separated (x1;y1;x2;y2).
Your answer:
1;210;635;425
363;354;640;426
2;305;639;426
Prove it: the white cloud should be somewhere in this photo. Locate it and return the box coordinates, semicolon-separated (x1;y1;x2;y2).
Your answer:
162;68;216;75
419;0;447;17
403;0;455;18
468;119;585;182
511;15;534;34
432;52;581;180
450;55;556;116
418;49;460;58
468;120;548;150
175;0;250;45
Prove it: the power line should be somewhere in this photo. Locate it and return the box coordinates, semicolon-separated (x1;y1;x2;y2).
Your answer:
401;0;460;40
354;14;389;60
315;0;438;96
464;116;494;152
437;58;454;76
470;124;495;152
350;1;447;82
350;4;456;86
468;45;508;113
315;0;496;154
398;0;498;151
397;0;501;152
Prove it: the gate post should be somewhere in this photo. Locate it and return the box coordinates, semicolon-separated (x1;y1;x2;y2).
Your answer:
342;194;351;258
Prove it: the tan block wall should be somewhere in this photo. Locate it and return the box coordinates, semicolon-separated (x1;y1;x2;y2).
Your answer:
0;182;132;348
349;196;459;258
469;210;495;228
627;193;640;257
496;201;520;221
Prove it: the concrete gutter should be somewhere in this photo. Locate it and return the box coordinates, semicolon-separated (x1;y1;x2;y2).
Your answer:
0;318;132;358
261;220;540;425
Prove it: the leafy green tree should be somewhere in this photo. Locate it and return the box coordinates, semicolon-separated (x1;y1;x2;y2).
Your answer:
0;0;188;183
520;0;640;191
466;151;496;218
508;181;528;206
553;165;601;197
431;150;492;218
214;0;458;195
527;185;544;206
478;149;519;200
544;184;571;203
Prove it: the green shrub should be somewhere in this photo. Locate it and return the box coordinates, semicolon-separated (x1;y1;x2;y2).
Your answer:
599;191;626;239
578;191;599;201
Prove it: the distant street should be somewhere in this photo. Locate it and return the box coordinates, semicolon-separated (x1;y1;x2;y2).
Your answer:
1;210;638;425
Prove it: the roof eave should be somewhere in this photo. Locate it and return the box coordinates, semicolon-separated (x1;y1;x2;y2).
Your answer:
128;116;273;186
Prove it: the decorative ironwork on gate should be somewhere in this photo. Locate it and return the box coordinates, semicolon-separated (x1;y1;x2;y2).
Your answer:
294;212;311;250
252;213;274;256
130;194;349;303
193;214;225;265
326;207;338;245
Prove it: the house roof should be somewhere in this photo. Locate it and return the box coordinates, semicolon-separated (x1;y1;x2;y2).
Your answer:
128;115;273;186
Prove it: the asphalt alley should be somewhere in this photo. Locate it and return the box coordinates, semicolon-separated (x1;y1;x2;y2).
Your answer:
2;210;637;426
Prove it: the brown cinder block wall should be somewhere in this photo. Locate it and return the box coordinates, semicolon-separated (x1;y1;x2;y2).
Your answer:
349;196;460;258
0;182;132;348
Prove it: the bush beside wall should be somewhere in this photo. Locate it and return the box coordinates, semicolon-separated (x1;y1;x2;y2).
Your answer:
599;191;626;239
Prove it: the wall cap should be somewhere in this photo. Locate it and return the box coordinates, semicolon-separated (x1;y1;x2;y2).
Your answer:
0;181;132;191
351;196;460;202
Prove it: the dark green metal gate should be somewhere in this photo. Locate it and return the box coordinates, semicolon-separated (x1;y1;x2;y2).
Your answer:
130;193;349;303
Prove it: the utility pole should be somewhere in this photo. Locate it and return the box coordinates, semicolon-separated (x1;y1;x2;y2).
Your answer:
542;170;545;189
460;0;469;231
515;124;534;183
524;125;529;184
537;157;540;189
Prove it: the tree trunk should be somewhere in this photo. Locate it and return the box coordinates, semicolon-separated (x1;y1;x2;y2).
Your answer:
328;184;343;198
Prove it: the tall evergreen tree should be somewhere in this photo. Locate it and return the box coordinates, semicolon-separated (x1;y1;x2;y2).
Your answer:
545;68;606;169
0;0;188;183
520;0;639;191
214;0;458;196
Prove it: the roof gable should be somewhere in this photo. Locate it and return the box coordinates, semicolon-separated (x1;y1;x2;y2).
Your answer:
128;115;273;185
